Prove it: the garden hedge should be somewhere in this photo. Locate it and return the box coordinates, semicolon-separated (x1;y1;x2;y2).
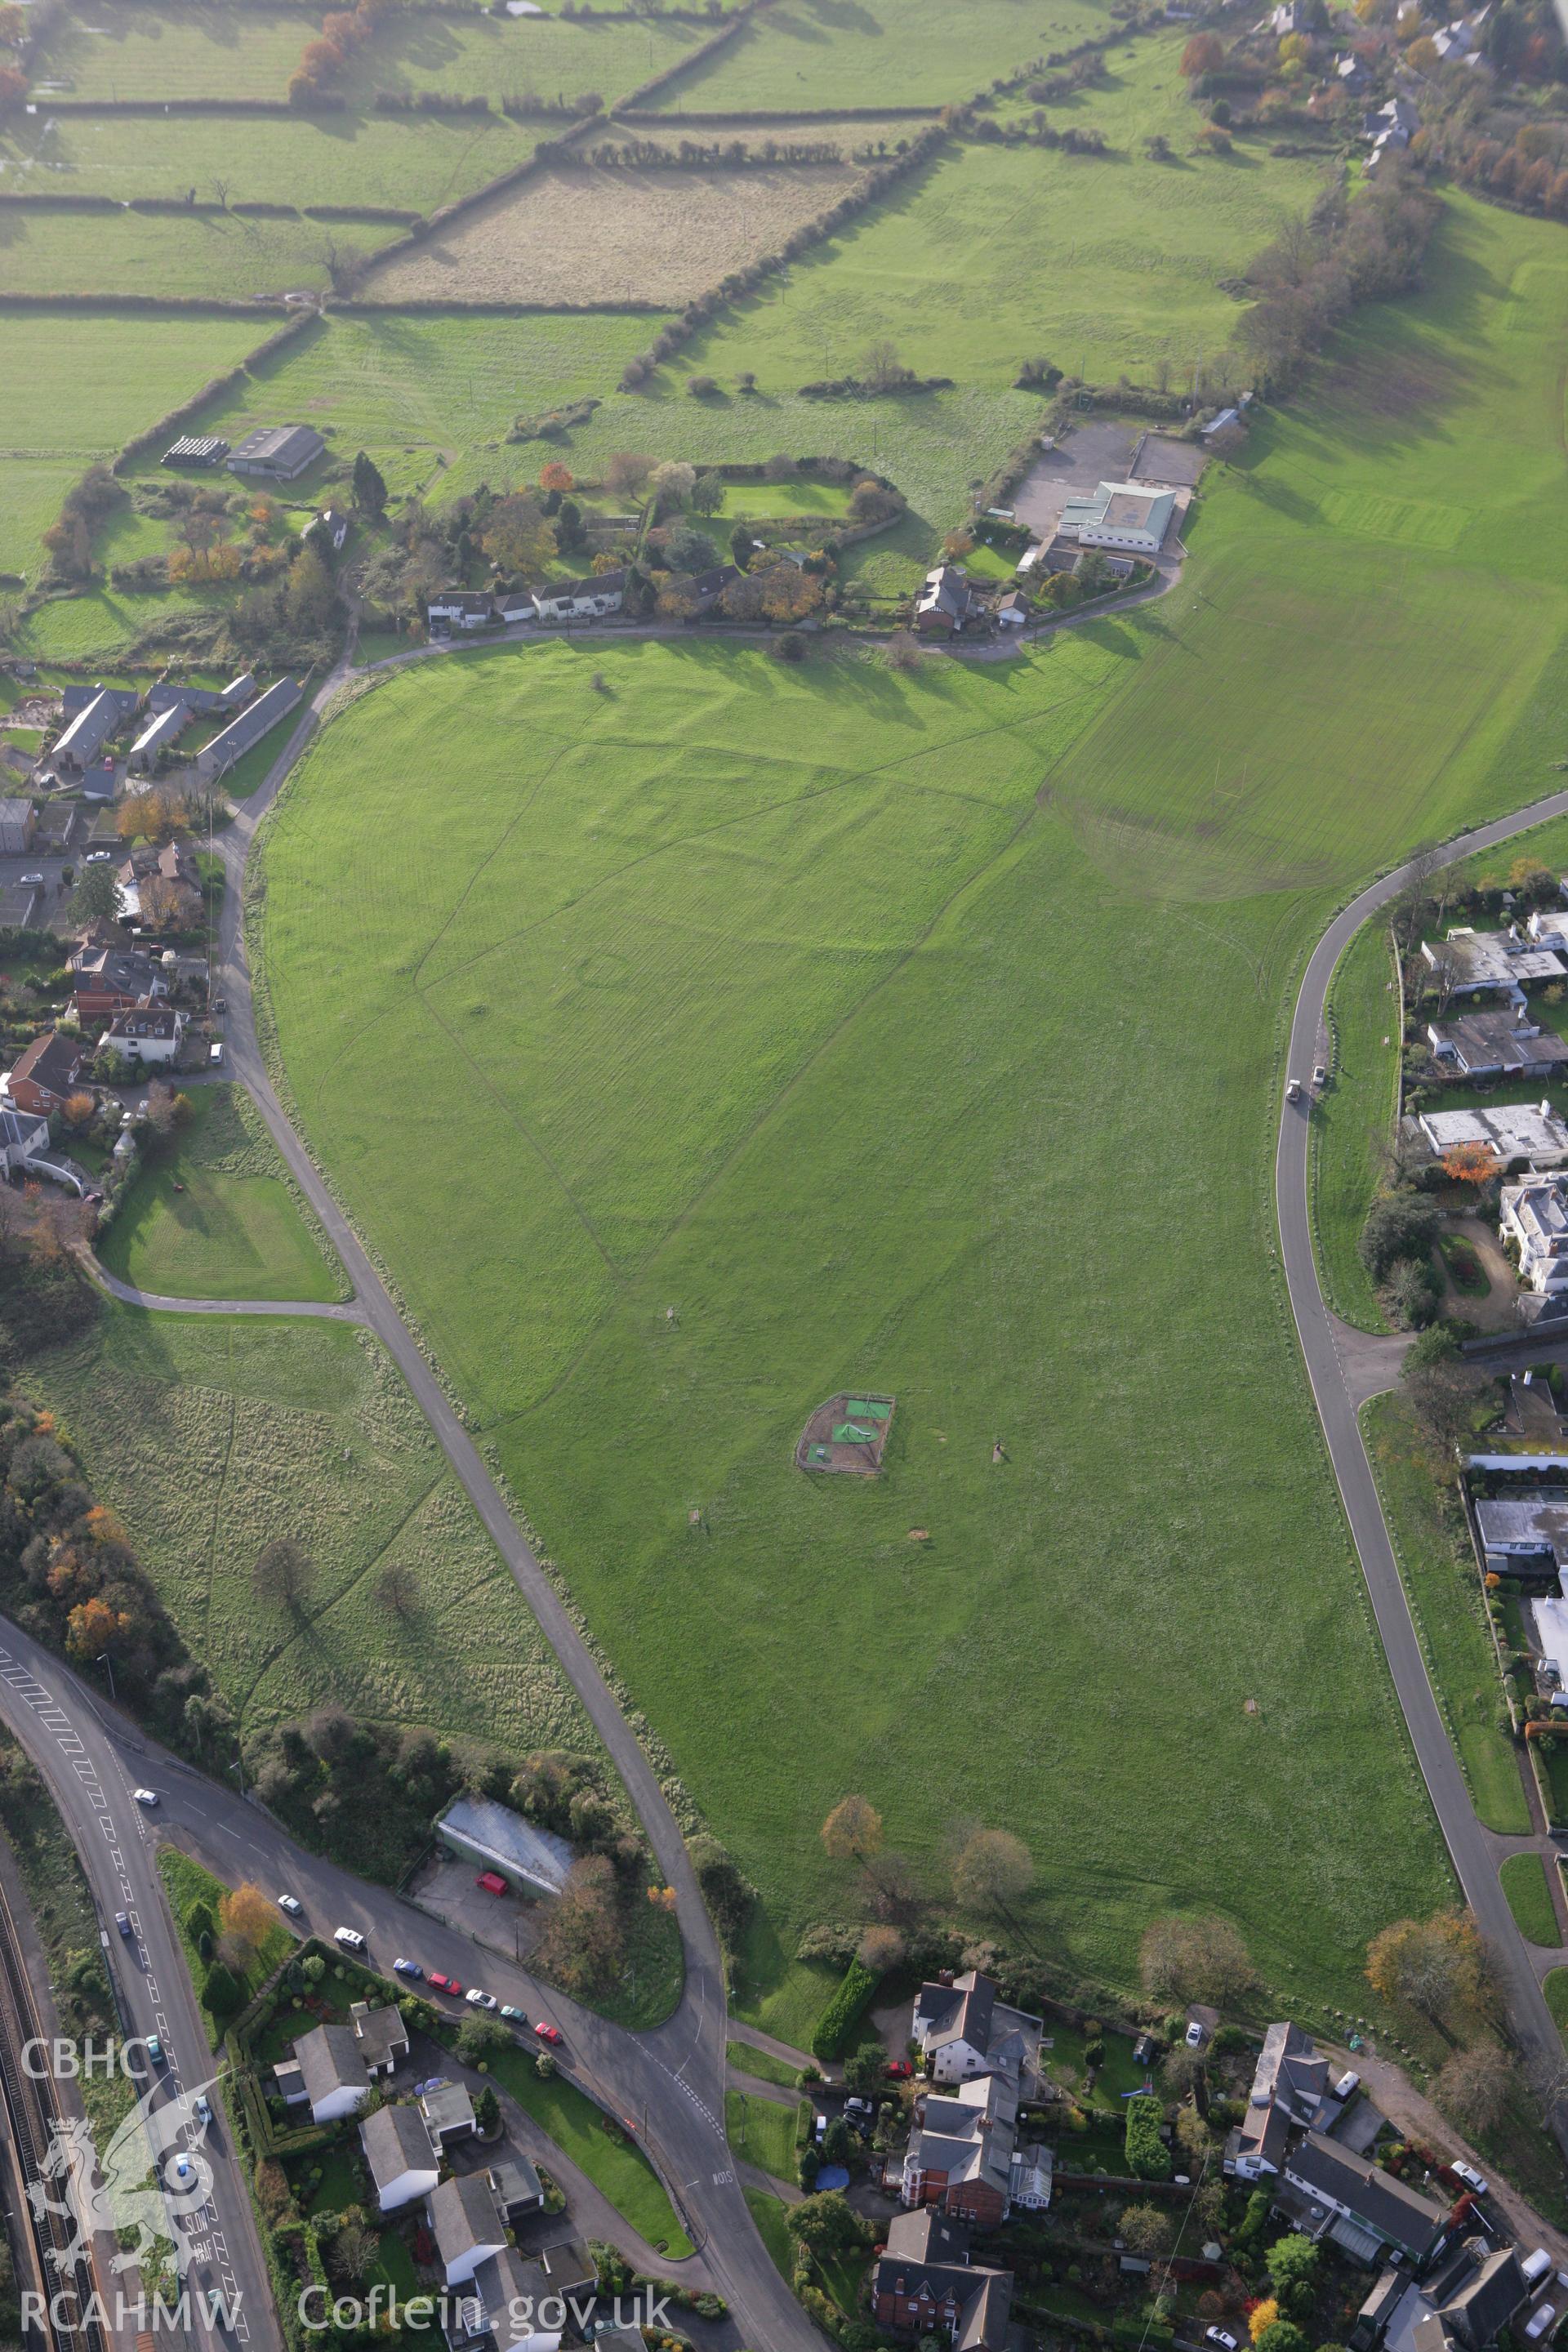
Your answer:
1125;2091;1171;2180
810;1958;879;2060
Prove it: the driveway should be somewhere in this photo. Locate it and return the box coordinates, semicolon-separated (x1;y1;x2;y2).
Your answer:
1010;418;1142;538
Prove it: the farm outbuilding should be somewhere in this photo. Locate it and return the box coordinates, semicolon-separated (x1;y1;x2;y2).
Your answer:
434;1794;572;1895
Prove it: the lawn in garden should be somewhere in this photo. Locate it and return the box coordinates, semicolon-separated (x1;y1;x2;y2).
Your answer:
98;1085;342;1306
1362;1395;1528;1838
724;2087;799;2182
1499;1852;1561;1949
24;1303;596;1767
255;192;1568;2020
1313;919;1401;1334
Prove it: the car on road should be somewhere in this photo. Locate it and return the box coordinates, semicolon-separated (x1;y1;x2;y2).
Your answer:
1206;2329;1239;2350
1312;1063;1329;1086
332;1926;366;1954
429;1972;463;1997
1450;2161;1489;2196
209;1042;224;1067
278;1895;302;1917
85;850;113;865
500;2005;527;2024
115;1912;131;1938
213;996;226;1014
1285;1077;1302;1103
192;2094;212;2127
393;1958;423;1979
132;1788;158;1807
146;2034;165;2066
465;1989;497;2010
1184;2020;1205;2047
533;2021;562;2045
171;2152;194;2186
19;873;43;889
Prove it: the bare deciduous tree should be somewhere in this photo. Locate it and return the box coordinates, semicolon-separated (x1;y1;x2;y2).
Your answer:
252;1537;314;1615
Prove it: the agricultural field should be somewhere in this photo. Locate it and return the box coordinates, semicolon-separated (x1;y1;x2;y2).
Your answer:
1314;919;1401;1333
0;107;537;214
24;1303;597;1762
98;1085;344;1305
0;203;408;301
256;192;1568;2015
363;158;868;305
31;5;710;107
648;0;1111;111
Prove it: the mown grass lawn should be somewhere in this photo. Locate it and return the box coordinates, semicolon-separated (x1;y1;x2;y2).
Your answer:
724;2087;799;2182
1363;1394;1528;1838
1544;1965;1568;2046
726;2038;801;2090
0;207;408;301
1314;919;1401;1334
257;192;1568;2022
1499;1852;1561;1949
485;2045;692;2257
99;1085;341;1306
743;2185;794;2278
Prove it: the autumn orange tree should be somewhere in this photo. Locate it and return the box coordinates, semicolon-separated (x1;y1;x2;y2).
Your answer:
1181;31;1224;73
539;461;574;493
1366;1907;1499;2034
1441;1142;1496;1187
220;1882;278;1967
66;1596;124;1660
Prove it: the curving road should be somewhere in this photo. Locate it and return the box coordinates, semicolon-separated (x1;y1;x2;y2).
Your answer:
1279;786;1568;2126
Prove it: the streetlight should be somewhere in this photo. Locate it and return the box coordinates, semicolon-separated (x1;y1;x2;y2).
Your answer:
97;1650;115;1702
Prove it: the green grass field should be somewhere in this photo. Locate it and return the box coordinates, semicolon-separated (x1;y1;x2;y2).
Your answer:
0;207;408;301
1500;1852;1561;1949
650;0;1107;110
1545;1966;1568;2046
99;1085;342;1305
1314;919;1401;1333
0;109;535;214
726;2038;801;2089
25;1303;596;1762
255;191;1568;2016
724;2086;799;2182
1363;1393;1528;1838
35;6;709;106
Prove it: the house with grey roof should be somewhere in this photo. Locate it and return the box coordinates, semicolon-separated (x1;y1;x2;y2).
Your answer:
129;701;193;773
914;564;977;636
360;2104;439;2214
347;1999;408;2077
871;2211;1014;2350
901;2072;1018;2230
52;689;125;774
225;425;325;482
1422;928;1566;999
532;571;626;624
1225;2022;1333;2182
1426;1009;1568;1081
911;1970;1041;2087
1502;1172;1568;1294
0;799;35;858
1281;2130;1447;2265
468;2249;546;2352
427;2173;507;2287
1472;1494;1568;1578
287;2025;369;2123
194;677;302;779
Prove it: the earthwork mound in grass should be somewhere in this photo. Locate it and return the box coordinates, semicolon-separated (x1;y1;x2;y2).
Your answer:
797;1392;894;1476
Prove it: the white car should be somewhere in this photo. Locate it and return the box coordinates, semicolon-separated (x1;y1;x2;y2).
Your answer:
85;849;114;864
132;1788;158;1808
19;872;43;888
277;1895;303;1917
1450;2160;1489;2196
333;1926;366;1954
1184;2019;1204;2047
1523;2309;1557;2344
1206;2330;1239;2350
465;1988;497;2011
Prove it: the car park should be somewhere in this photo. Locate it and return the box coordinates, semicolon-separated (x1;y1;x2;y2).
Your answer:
429;1973;462;1996
132;1788;158;1807
332;1926;366;1954
115;1912;131;1938
466;1989;497;2010
393;1958;422;1979
278;1894;302;1917
533;2021;562;2045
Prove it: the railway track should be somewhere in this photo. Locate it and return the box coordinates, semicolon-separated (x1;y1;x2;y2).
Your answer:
0;1869;111;2352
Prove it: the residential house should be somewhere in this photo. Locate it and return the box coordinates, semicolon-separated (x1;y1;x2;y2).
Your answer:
1356;2242;1530;2352
428;2173;508;2287
1417;1102;1568;1172
1225;2021;1331;2182
220;672;257;709
1472;1494;1568;1578
911;1969;1041;2087
427;592;496;634
901;2073;1018;2230
79;761;118;804
1281;2130;1447;2265
0;799;35;856
467;2249;555;2352
128;702;193;773
1335;51;1371;88
69;945;166;1022
195;678;303;780
1057;482;1177;555
492;589;536;626
685;563;742;616
1363;94;1420;144
532;571;626;624
105;1007;186;1067
530;2240;594;2301
1502;1173;1568;1294
287;2025;371;2124
52;689;125;774
419;2078;477;2152
996;590;1029;629
118;839;198;911
915;565;977;635
0;1108;50;1178
310;509;349;555
871;2210;1014;2350
6;1031;88;1120
1425;1009;1568;1080
145;681;224;719
1422;928;1566;999
225;425;326;483
360;2104;439;2215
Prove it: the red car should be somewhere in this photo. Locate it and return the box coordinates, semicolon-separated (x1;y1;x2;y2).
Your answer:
886;2059;914;2079
476;1871;507;1896
429;1973;464;1997
533;2021;563;2046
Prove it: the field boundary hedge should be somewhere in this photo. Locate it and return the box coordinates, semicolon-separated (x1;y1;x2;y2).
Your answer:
0;290;288;314
0;193;419;224
612;105;942;124
612;0;756;112
114;306;319;470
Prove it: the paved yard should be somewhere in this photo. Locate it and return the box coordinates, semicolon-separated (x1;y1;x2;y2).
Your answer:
1134;431;1208;488
1010;418;1141;540
407;1852;547;1966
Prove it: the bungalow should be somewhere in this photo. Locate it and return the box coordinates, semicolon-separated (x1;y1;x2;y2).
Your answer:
1471;1494;1568;1578
419;2078;477;2152
1425;1009;1568;1081
428;592;496;634
1421;928;1566;998
0;1108;51;1179
1281;2131;1447;2265
360;2104;439;2215
1417;1102;1568;1172
871;2211;1014;2350
225;425;326;483
6;1031;88;1120
428;2173;507;2287
533;571;626;624
1501;1173;1568;1294
128;701;193;773
70;945;166;1022
915;565;978;636
195;678;303;780
0;800;35;857
1057;482;1177;555
104;1007;186;1067
912;1970;1041;2087
901;2073;1018;2230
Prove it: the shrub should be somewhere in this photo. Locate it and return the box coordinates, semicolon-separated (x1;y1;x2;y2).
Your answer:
1358;1189;1441;1281
1125;2091;1171;2180
812;1958;879;2060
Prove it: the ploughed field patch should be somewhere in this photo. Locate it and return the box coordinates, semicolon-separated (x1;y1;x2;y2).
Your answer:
361;159;871;307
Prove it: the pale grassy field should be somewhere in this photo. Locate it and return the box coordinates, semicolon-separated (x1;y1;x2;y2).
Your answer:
363;160;866;306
